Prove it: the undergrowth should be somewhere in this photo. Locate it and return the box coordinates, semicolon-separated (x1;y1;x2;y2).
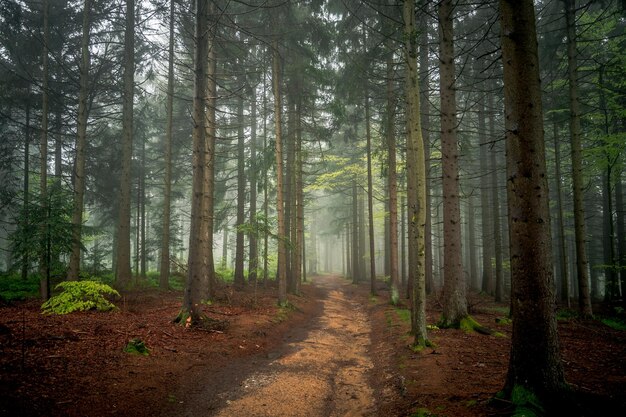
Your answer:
41;281;120;314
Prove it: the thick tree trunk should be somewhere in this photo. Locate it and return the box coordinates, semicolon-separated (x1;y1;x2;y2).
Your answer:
234;94;246;289
386;42;400;303
565;0;593;316
479;100;494;295
115;0;135;288
181;0;209;324
294;99;304;294
616;175;625;299
499;0;567;400
438;0;467;326
553;122;570;307
488;90;504;301
249;87;258;284
351;178;359;284
404;0;428;346
419;2;434;295
202;20;217;300
39;0;50;300
272;38;288;306
159;0;175;290
68;0;91;282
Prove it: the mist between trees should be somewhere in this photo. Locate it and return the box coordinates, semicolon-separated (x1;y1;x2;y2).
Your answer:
0;0;624;407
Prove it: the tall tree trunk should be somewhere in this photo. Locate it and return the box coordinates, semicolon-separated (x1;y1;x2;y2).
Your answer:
262;70;269;287
364;88;376;294
553;122;570;307
159;0;175;290
22;92;31;281
249;86;258;284
603;169;617;301
386;39;400;303
616;174;625;299
467;195;478;290
564;0;593;316
352;178;359;284
479;99;494;295
438;0;467;326
234;94;246;289
180;0;209;324
115;0;135;288
39;0;50;299
499;0;566;400
140;133;146;280
419;2;434;295
358;185;366;282
272;38;288;306
68;0;91;282
294;98;304;294
203;18;217;299
285;97;295;292
489;90;504;301
404;0;428;346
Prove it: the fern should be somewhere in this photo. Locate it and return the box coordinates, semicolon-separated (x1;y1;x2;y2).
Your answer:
41;281;120;315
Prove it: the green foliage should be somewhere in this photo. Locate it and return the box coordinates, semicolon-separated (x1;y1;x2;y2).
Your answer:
395;307;411;323
0;272;39;301
215;264;234;283
124;338;150;356
410;408;433;417
599;317;626;331
556;309;579;321
41;281;120;315
510;385;544;417
8;183;77;274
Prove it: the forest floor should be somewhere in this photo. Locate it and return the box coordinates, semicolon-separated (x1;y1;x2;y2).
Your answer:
0;274;625;417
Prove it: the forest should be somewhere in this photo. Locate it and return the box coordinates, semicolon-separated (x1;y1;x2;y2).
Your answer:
0;0;625;416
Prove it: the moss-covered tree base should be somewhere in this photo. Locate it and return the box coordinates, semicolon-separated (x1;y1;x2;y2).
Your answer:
438;315;499;336
173;309;229;331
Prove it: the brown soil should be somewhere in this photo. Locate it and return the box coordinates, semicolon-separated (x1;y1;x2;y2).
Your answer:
1;275;624;417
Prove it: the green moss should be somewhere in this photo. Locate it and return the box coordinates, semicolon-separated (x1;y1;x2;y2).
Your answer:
600;317;626;331
510;385;544;417
495;317;512;325
410;408;433;417
124;338;150;356
459;316;482;332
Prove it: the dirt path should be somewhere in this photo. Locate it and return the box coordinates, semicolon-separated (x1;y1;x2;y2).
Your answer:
169;275;376;417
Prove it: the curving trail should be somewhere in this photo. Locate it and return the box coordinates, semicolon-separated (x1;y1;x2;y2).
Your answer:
174;275;376;417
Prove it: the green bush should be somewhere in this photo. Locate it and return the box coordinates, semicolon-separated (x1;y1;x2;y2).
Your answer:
0;272;40;301
41;281;120;314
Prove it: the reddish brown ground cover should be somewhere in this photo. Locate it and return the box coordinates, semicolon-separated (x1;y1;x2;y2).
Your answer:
0;276;624;417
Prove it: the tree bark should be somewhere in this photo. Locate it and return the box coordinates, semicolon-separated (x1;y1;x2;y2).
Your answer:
181;0;209;324
159;0;175;290
234;94;246;289
39;0;50;299
202;16;217;300
419;1;434;295
564;0;593;316
479;99;494;295
499;0;567;400
68;0;91;282
249;86;258;284
488;90;504;301
404;0;428;346
115;0;135;288
553;122;570;307
272;38;288;306
386;38;400;303
438;0;467;326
